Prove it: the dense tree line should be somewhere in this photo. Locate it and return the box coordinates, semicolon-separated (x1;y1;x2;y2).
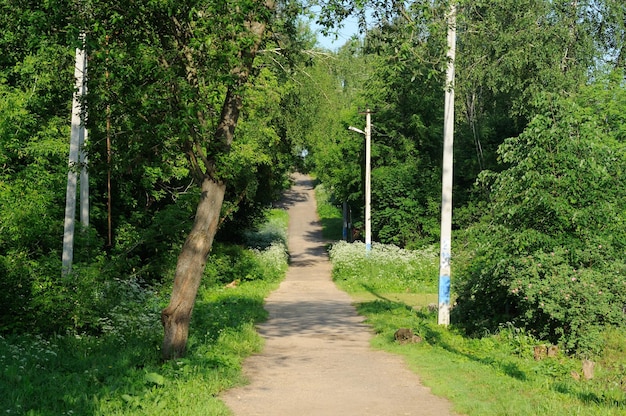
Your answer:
1;0;625;356
298;0;626;353
0;0;308;357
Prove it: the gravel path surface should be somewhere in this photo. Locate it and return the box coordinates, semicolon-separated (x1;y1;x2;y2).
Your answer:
221;173;456;416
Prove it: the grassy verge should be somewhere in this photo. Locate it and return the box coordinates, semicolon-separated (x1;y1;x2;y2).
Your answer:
313;183;343;241
0;209;289;415
317;188;626;416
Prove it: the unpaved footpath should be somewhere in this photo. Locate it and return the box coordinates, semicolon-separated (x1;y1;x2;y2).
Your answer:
221;173;456;416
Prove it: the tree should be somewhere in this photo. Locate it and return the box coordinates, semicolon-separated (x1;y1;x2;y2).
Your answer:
284;39;373;207
31;0;301;357
359;2;449;247
0;0;80;332
148;0;299;359
91;0;288;360
453;83;626;353
301;1;450;247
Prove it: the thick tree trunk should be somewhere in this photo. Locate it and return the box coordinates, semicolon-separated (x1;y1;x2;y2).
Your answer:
160;0;275;361
161;177;226;360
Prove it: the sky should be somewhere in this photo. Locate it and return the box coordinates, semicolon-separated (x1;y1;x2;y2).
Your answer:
308;13;363;51
315;20;360;50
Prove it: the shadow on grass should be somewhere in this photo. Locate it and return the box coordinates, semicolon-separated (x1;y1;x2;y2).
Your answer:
552;382;626;409
355;284;528;382
356;286;626;410
319;217;343;241
191;292;268;345
0;288;269;415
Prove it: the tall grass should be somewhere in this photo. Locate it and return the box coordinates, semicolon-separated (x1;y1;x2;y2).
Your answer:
0;209;289;415
330;241;438;294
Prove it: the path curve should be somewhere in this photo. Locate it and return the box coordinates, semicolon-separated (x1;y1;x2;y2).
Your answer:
221;173;456;416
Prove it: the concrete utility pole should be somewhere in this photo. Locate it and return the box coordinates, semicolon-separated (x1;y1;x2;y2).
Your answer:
364;108;372;252
348;108;373;252
438;5;456;326
80;64;89;229
62;34;88;276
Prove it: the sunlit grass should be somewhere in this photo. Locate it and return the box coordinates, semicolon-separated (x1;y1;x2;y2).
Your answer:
0;209;289;415
318;184;626;416
356;300;626;416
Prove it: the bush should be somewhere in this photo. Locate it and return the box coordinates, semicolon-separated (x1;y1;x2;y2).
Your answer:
453;90;626;354
204;209;289;285
454;238;626;354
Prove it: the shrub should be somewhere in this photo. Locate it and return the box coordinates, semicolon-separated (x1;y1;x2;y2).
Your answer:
453;90;626;354
454;239;626;354
204;209;289;285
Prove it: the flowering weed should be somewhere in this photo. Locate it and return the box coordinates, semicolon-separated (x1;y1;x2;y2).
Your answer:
0;209;289;415
329;240;438;293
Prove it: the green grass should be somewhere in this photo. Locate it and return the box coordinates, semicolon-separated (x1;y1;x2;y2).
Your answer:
244;208;289;250
317;185;626;416
355;301;626;416
313;183;343;241
0;209;289;415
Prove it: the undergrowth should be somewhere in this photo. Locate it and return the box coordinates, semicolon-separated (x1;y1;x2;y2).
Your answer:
318;185;626;415
0;209;289;415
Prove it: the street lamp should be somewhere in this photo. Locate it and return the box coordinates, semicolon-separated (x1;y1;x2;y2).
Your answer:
348;109;372;252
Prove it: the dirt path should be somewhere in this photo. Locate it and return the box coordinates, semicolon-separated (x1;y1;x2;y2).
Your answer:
220;173;456;415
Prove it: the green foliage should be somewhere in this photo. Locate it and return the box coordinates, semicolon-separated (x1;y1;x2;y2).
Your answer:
361;10;448;247
309;0;626;254
0;0;302;337
314;182;344;241
285;41;373;205
204;241;288;286
0;284;264;415
304;2;446;248
371;162;440;248
454;88;626;354
0;208;288;414
243;207;289;249
206;208;289;286
452;0;620;196
0;1;78;334
329;240;626;415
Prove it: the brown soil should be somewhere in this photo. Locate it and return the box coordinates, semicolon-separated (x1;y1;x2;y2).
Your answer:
220;173;457;415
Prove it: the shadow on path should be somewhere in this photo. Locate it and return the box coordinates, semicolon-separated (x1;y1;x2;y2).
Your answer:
220;173;456;416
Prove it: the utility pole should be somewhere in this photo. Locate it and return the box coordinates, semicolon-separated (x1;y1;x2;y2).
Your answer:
348;107;373;253
80;56;89;229
62;34;88;276
438;4;456;326
364;108;372;252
